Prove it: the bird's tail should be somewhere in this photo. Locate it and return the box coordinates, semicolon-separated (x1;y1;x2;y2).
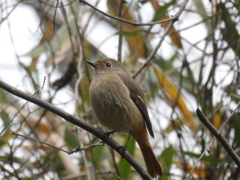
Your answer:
132;128;163;178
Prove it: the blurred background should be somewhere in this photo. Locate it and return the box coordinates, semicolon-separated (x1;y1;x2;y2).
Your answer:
0;0;240;179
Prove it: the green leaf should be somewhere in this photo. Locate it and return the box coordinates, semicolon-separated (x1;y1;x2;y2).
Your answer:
182;151;222;163
65;128;80;148
219;2;240;58
231;113;240;146
160;146;174;168
161;174;170;180
19;62;39;91
117;136;135;180
0;110;10;124
153;0;176;21
91;137;106;169
0;88;9;104
0;138;6;148
145;67;160;100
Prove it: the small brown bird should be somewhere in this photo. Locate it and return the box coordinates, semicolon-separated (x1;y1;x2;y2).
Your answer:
87;58;163;178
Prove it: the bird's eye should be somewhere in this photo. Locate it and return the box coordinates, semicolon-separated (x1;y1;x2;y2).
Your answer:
106;63;111;67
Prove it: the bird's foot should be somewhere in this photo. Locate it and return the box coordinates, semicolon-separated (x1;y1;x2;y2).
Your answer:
101;130;116;145
118;145;127;159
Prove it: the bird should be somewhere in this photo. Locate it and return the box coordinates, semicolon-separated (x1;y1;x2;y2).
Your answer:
86;58;163;178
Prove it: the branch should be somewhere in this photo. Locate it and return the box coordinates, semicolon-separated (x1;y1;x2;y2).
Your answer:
117;0;125;62
79;0;177;26
196;108;240;167
133;0;189;78
0;80;152;180
10;130;69;154
133;19;175;79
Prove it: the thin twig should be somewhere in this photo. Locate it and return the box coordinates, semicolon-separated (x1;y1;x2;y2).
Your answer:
69;141;104;154
133;0;189;78
10;130;70;154
60;2;77;57
53;0;59;30
0;89;40;136
188;103;240;180
110;147;121;178
196;108;240;167
0;0;23;25
0;80;153;180
39;76;46;98
61;3;91;179
133;20;175;79
117;0;125;62
79;0;177;26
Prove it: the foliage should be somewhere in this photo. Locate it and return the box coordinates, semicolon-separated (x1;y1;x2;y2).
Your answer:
0;0;240;179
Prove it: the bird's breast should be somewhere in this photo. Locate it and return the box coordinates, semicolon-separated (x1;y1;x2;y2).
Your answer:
90;74;144;132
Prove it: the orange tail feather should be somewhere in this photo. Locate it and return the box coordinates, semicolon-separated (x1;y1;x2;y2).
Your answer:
132;128;163;178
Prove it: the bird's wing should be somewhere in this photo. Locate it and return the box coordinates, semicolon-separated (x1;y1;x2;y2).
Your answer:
118;74;154;138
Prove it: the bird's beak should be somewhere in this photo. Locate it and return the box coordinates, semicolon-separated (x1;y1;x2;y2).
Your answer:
86;60;96;68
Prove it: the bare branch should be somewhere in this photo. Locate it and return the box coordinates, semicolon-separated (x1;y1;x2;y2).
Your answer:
196;108;240;167
79;0;177;26
132;20;175;79
117;0;125;62
133;0;189;78
10;130;70;154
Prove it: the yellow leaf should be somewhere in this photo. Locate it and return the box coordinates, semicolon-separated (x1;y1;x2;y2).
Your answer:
2;132;15;141
213;103;222;129
107;0;146;64
153;64;196;130
149;0;183;48
175;161;206;178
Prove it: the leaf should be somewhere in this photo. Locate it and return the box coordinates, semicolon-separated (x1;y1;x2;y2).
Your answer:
182;151;222;163
0;130;14;148
218;2;240;58
117;136;135;180
23;15;78;58
19;62;39;91
153;0;176;21
164;119;184;133
175;162;206;178
160;146;174;168
0;109;10;125
121;31;139;37
91;142;105;169
231;113;240;146
161;174;170;180
212;103;222;129
193;0;211;30
107;0;146;65
0;88;9;104
153;64;196;131
149;0;182;48
65;128;80;148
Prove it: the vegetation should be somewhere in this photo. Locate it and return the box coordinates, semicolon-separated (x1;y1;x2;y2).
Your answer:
0;0;240;179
